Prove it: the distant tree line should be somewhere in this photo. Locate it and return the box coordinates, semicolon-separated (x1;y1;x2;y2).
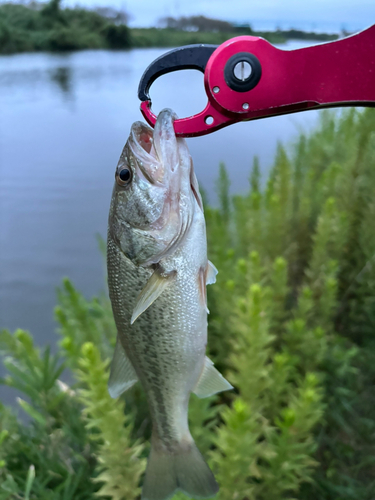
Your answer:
158;15;256;36
274;28;338;41
0;2;339;55
0;0;131;53
157;15;339;41
159;15;236;32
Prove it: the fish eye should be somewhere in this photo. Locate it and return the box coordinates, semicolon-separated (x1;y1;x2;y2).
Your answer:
116;167;132;187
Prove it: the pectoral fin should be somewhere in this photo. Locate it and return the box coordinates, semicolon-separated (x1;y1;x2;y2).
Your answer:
131;267;177;324
206;260;218;285
198;267;209;314
193;356;233;398
108;336;138;398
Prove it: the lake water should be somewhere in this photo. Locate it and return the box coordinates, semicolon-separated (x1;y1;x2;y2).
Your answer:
0;41;322;353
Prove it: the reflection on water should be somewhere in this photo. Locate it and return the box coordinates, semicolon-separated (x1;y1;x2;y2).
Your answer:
49;66;73;96
0;42;321;353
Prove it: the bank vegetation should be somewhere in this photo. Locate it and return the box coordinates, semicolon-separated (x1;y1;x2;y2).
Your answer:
2;109;375;499
0;1;338;54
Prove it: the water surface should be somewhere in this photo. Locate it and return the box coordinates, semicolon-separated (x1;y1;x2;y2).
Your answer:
0;41;321;348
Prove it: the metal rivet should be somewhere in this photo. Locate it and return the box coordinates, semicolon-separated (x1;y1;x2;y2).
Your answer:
213;86;220;94
242;103;249;110
233;61;252;81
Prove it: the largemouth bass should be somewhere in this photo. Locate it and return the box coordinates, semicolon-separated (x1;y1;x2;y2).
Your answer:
107;108;232;500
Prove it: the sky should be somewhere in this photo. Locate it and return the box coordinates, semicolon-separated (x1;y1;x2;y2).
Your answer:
60;0;375;32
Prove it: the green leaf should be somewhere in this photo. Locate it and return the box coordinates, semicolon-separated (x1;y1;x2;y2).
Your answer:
17;398;47;426
24;465;35;500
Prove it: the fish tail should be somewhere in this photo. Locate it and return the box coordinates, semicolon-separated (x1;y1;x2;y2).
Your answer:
142;434;219;500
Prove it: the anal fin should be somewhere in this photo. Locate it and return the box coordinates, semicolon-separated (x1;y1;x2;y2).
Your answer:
193;356;233;399
108;336;138;398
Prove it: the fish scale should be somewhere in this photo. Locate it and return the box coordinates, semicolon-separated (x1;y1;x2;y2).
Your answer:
106;109;232;500
107;215;207;444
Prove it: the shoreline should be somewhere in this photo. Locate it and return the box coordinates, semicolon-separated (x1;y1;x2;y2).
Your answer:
0;3;339;55
0;28;340;55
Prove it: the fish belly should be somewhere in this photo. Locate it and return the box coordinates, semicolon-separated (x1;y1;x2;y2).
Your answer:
107;225;207;447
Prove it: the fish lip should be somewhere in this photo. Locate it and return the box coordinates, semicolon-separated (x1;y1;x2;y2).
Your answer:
128;110;179;187
152;109;179;174
129;121;154;155
154;108;178;133
128;121;159;185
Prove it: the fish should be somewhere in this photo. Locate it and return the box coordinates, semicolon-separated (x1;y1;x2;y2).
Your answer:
107;108;233;500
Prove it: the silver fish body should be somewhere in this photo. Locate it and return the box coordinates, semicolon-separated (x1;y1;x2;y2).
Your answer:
107;109;232;500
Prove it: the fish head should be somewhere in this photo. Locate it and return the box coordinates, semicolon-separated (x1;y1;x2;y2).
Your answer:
109;108;202;266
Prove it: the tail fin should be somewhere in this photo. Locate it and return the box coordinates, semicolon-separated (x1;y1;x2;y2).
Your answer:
142;436;219;500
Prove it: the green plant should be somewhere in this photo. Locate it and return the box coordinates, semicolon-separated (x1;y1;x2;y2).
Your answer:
2;109;375;499
76;342;145;500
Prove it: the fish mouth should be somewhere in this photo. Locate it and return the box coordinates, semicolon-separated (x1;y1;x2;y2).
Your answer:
127;121;158;185
114;110;199;266
152;109;179;174
130;122;154;155
128;109;179;186
133;110;195;265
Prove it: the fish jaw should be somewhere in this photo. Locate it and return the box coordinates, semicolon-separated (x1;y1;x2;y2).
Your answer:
109;109;198;267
